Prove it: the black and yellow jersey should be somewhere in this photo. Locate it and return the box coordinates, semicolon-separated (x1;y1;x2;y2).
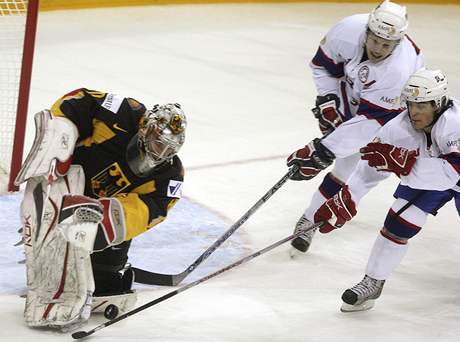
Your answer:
50;88;184;240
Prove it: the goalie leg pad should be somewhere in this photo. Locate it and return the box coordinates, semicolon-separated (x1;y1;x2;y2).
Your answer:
15;110;78;186
91;291;137;315
21;167;95;331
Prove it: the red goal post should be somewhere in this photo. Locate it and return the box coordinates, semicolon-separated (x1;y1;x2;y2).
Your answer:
0;0;38;192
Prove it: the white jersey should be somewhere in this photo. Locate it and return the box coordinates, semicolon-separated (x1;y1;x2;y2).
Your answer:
311;14;424;158
347;99;460;204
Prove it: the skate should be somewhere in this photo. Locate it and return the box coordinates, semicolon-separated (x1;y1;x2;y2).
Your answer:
289;216;317;258
91;291;137;319
340;275;385;312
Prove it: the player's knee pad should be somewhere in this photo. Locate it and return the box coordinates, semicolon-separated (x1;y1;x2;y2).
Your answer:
15;110;78;186
382;198;428;241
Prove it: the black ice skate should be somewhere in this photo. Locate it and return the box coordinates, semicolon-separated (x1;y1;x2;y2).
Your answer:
289;216;317;257
341;275;385;312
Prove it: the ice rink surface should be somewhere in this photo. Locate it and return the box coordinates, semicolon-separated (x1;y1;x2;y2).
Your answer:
1;2;460;341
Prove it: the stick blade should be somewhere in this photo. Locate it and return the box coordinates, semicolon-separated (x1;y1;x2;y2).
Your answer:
132;267;176;286
72;330;92;339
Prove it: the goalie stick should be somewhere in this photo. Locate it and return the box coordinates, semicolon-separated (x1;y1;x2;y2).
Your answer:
130;165;300;286
72;219;319;339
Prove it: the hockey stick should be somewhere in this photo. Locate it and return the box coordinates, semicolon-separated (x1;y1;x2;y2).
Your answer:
394;190;426;217
130;165;300;286
72;220;319;339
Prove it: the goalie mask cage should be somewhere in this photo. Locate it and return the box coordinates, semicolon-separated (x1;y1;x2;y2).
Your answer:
0;0;38;192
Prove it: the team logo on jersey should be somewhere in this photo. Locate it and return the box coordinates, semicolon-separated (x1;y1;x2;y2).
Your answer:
112;123;128;133
167;180;183;198
358;66;369;83
91;162;131;197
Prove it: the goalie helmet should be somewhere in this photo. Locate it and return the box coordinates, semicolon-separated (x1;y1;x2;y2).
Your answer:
401;69;449;109
368;0;408;41
126;103;186;177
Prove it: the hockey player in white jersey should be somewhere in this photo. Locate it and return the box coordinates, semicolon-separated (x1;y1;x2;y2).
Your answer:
312;68;460;311
288;0;424;255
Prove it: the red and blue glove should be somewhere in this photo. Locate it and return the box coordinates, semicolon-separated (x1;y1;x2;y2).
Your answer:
314;185;357;233
360;142;419;177
312;94;343;136
287;138;335;181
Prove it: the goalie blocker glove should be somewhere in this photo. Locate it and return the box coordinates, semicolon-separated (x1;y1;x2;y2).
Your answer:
312;94;343;135
58;195;127;253
287;138;335;181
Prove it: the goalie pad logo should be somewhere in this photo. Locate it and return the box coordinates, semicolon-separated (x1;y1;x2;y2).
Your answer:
167;180;183;198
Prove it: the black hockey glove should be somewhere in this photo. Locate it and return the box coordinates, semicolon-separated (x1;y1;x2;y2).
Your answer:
287;138;335;181
312;94;343;135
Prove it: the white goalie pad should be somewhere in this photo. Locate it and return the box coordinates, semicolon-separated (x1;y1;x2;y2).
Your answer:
91;291;137;316
15;110;78;186
21;166;96;331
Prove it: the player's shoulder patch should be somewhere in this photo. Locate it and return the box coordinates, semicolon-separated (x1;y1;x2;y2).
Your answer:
101;93;124;114
358;65;370;83
167;180;183;198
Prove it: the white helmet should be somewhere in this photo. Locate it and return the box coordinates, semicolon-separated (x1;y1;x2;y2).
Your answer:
126;103;186;176
368;0;408;41
402;69;449;109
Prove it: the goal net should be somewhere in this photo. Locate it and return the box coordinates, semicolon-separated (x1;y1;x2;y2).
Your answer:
0;0;38;192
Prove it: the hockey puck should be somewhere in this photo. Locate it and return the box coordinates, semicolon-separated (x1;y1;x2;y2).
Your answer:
104;304;119;319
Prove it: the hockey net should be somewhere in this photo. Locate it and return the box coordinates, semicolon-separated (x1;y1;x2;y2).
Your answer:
0;0;38;192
